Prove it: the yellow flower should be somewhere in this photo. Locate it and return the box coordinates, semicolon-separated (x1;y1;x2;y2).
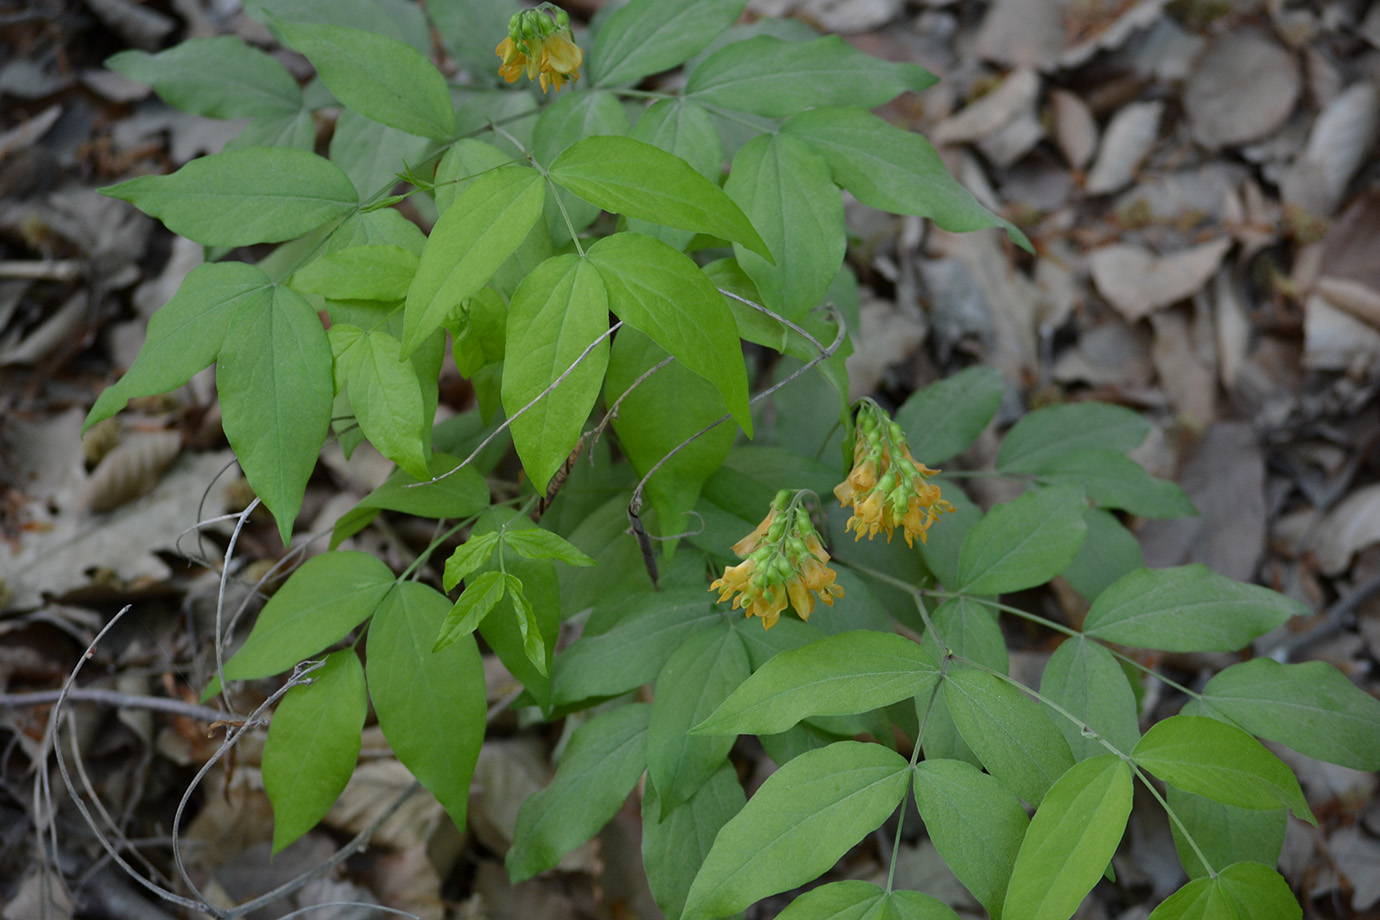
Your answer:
835;402;955;547
538;33;582;93
495;8;582;93
710;492;843;630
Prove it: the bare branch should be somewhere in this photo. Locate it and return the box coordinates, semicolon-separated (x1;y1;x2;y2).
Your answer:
0;687;229;724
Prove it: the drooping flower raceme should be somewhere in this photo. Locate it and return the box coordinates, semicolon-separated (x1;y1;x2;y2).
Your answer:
496;5;583;93
835;400;955;547
711;491;844;630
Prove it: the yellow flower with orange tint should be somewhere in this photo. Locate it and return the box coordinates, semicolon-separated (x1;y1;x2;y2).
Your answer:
835;401;955;547
495;6;582;94
710;491;843;630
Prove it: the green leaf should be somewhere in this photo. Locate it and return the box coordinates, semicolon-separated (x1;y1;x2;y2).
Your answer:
631;99;722;180
896;365;1003;467
272;17;454;140
1040;636;1141;759
1133;716;1314;822
427;0;521;77
507;704;651;881
107;37;301;118
1166;786;1286;880
1148;862;1300;920
1034;451;1197;519
448;286;508;378
367;581;486;831
918;595;1009;675
224;551;395;681
687;35;936;117
1003;755;1133;920
475;511;559;709
441;532;501;590
331;452;491;548
643;763;746;920
549;136;772;262
722;133;842;320
433;570;506;652
912;759;1028;920
262;649;365;853
1060;507;1145;602
956;486;1088;595
331;327;430;479
503;574;546;676
532;90;630;246
552;589;723;704
682;741;910;920
247;0;431;52
591;0;746;87
589;233;751;434
433;138;517;214
1199;658;1380;770
780;107;1028;250
403;164;544;354
102;147;357;248
85;263;271;432
776;882;961;920
943;669;1074;807
693;630;940;736
1082;565;1306;652
226;109;316;151
649;625;750;816
502;528;597;567
997;402;1152;473
327;108;432;198
294;245;418;301
218;284;333;544
501;254;610;495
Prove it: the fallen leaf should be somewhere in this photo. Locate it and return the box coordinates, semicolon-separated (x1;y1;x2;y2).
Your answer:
1184;28;1301;148
1089;239;1232;321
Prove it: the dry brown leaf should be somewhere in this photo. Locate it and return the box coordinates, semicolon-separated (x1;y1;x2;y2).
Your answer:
1149;308;1218;429
1050;88;1098;170
82;430;183;513
1085;100;1162;195
1209;269;1250;391
1283;82;1380;217
1313;484;1380;576
1302;293;1380;372
1089;239;1232;321
1184;28;1300;148
971;0;1064;69
932;69;1042;168
1315;276;1380;329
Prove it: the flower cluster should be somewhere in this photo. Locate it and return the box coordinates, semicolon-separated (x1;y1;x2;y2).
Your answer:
496;5;583;93
834;401;955;547
710;491;843;630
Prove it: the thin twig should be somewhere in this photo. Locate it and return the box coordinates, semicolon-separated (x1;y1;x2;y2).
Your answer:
0;687;230;724
716;287;827;354
1267;567;1380;661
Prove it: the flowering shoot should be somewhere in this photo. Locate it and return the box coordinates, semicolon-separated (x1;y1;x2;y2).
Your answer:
496;4;583;93
710;490;843;630
835;400;956;547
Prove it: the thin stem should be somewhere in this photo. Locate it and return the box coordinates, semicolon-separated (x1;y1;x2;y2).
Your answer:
544;172;586;256
1132;762;1218;878
0;688;230;724
717;288;826;354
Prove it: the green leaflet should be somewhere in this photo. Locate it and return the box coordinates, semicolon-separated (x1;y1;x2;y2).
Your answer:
328;326;430;480
502;528;597;567
643;763;745;920
588;233;751;435
1166;785;1286;880
433;139;516;215
426;0;521;77
441;532;502;590
549;136;773;261
722;133;843;320
687;35;936;117
273;17;454;140
433;570;506;652
102;147;357;248
1040;636;1141;759
106;36;302;119
896;365;1003;467
472;510;560;708
85;262;271;432
919;595;1009;676
247;0;431;52
1061;507;1145;602
648;624;750;816
1032;451;1196;519
1198;658;1380;770
780;107;1029;251
682;741;910;920
603;328;736;548
533;90;630;245
628;99;723;249
956;486;1088;595
217;284;334;544
224;551;395;682
1082;565;1306;652
507;704;651;881
775;882;961;920
293;245;418;301
403;163;544;355
590;0;746;87
997;402;1152;472
331;451;491;549
501;254;610;495
693;630;940;736
1003;756;1133;920
1147;862;1300;920
943;669;1074;807
328;108;432;199
912;759;1028;920
1132;715;1314;823
367;581;486;832
262;649;366;853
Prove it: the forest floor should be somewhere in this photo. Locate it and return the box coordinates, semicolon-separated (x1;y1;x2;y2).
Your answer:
2;0;1379;918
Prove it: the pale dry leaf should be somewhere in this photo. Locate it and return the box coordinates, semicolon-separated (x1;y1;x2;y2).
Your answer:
1317;190;1380;290
1302;293;1380;372
371;845;445;920
1149;308;1218;429
1053;320;1155;390
0;104;62;159
971;0;1064;69
1313;483;1380;576
1184;28;1300;148
1328;826;1380;911
1209;268;1250;391
0;291;87;367
1283;82;1380;216
1316;276;1380;329
1364;2;1380;48
1050;88;1098;170
1060;0;1169;69
1089;238;1232;321
468;738;548;856
800;0;901;33
1085;100;1163;195
82;430;183;513
932;68;1040;147
846;295;927;398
